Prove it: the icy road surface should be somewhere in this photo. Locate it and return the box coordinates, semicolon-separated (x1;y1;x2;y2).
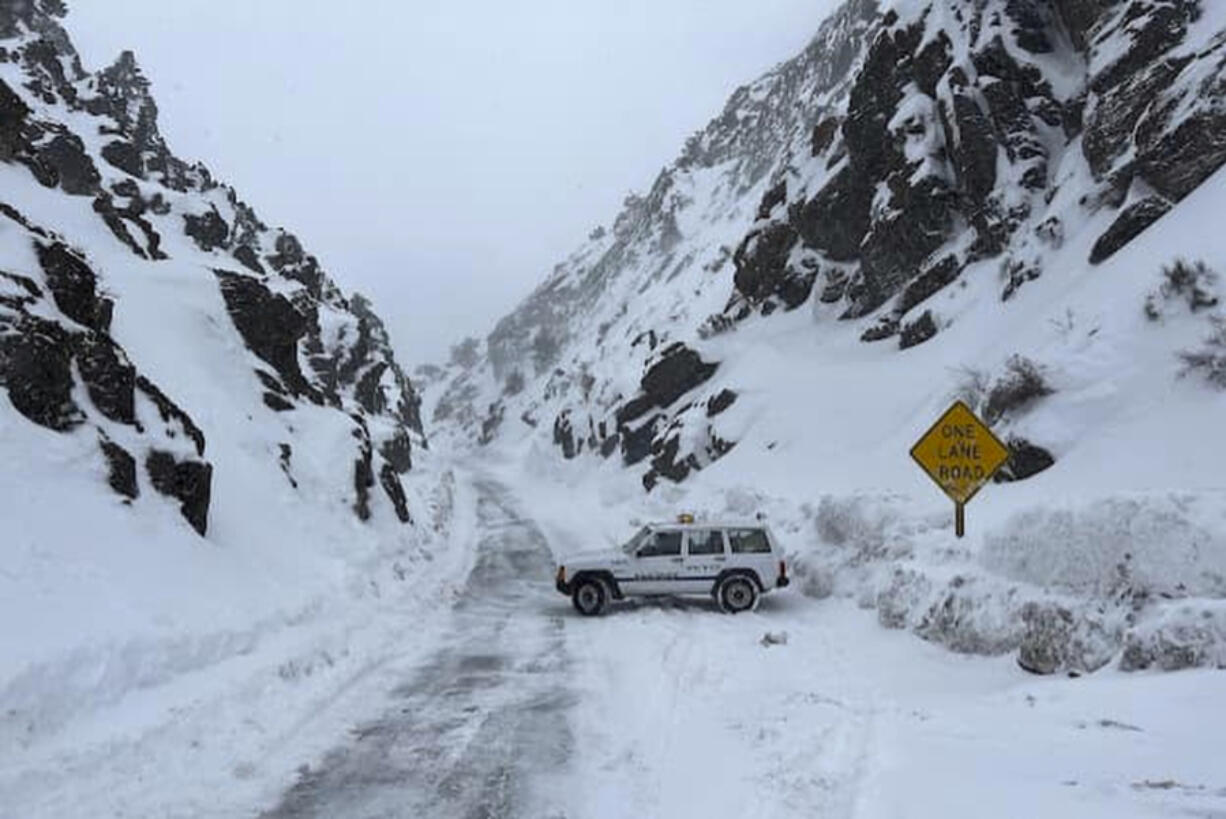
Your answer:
261;477;1226;819
264;480;574;818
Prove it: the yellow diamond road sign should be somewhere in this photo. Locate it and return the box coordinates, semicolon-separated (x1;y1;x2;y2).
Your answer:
910;401;1010;506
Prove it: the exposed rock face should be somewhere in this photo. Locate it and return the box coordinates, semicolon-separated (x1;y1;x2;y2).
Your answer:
215;270;313;399
639;343;718;411
0;5;425;532
430;0;1226;496
995;437;1057;483
0;206;213;532
146;450;213;536
1089;197;1172;264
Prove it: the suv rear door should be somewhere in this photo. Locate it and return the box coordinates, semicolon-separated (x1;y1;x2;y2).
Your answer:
681;528;727;593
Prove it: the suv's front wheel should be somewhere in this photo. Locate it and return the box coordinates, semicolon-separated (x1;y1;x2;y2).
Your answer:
571;578;607;616
717;575;758;614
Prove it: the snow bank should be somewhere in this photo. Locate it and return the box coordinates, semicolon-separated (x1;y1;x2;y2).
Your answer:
981;495;1226;599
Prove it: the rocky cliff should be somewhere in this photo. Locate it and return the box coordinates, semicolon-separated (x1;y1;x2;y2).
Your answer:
0;0;424;534
433;0;1226;492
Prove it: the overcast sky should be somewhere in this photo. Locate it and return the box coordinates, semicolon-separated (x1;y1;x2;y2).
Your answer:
65;1;837;368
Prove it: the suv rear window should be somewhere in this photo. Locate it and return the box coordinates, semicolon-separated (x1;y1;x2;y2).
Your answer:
638;530;683;557
726;528;771;554
687;529;725;556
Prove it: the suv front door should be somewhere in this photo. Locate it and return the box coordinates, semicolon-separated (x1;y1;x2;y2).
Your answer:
623;528;684;595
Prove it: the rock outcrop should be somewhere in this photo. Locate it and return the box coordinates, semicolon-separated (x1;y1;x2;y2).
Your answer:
0;1;425;531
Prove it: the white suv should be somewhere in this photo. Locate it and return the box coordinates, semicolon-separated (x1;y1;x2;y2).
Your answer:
555;519;790;615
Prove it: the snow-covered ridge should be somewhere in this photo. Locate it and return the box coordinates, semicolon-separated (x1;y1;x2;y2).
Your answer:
0;0;425;533
434;0;1226;489
429;0;1226;675
0;0;441;753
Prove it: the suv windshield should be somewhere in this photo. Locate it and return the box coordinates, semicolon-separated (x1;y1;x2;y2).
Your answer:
620;526;650;554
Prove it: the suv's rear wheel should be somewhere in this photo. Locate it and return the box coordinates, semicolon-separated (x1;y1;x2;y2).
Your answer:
572;578;607;616
717;575;758;614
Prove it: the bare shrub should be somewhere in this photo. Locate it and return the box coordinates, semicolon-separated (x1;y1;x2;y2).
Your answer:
984;355;1053;423
1178;315;1226;388
1145;259;1218;320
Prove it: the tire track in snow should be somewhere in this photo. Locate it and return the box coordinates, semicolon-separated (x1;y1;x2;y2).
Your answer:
262;479;574;819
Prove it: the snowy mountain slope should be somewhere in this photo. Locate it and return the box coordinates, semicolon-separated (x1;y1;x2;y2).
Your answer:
431;0;1226;673
0;0;447;752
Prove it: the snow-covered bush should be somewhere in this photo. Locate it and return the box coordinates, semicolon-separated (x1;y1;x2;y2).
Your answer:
1120;602;1226;671
1178;314;1226;388
980;496;1226;600
1145;259;1219;320
983;355;1053;423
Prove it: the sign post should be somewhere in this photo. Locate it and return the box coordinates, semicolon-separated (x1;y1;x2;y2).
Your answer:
910;401;1009;538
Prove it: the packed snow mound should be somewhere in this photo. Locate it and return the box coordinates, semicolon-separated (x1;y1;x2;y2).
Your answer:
430;0;1226;674
0;0;443;746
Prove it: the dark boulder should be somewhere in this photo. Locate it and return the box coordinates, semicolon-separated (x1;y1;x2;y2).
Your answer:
379;463;411;523
214;270;312;397
810;116;840;157
100;140;144;177
233;244;265;274
640;343;718;409
899;310;937;349
615;394;655;426
75;333;135;425
1136;104;1226;202
621;416;659;466
184;207;230;252
994;437;1056;482
948;88;998;214
553;411;578;459
0;316;85;431
897;255;961;316
352;423;374;522
262;391;294;412
99;438;138;500
732;221;804;305
1089;197;1171;264
35;241;108;330
707;389;737;417
0;78;30;158
379;429;413;473
794;166;872;261
38;132;100;195
355;362;388;415
267;232;322;293
859;315;898;343
146;450;212;536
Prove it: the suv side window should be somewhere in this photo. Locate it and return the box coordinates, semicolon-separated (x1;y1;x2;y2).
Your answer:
687;529;725;556
727;528;771;554
637;530;683;557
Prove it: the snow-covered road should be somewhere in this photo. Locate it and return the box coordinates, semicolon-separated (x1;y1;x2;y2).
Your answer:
265;480;575;818
5;474;1223;818
261;476;1226;819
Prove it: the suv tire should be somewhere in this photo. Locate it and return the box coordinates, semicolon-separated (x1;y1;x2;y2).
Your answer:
572;578;607;616
717;575;758;614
